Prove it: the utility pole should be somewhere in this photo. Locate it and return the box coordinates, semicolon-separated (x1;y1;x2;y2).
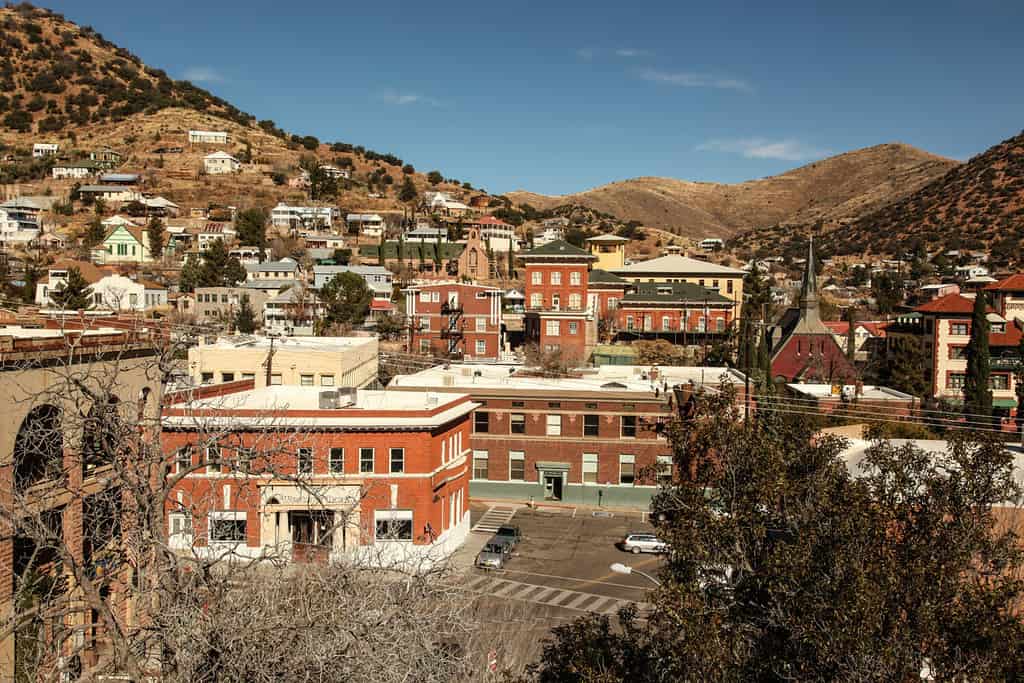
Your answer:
263;335;276;386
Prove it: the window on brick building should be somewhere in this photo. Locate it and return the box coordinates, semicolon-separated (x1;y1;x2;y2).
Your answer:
474;412;490;433
475;340;486;355
569;293;582;310
552;294;561;310
546;320;559;336
209;511;246;543
657;455;673;484
359;447;375;473
582;453;598;483
546;414;562;436
175;447;191;474
947;373;966;390
951;322;969;336
717;318;726;332
619;454;636;485
237;448;254;472
300;374;314;386
419;339;430;353
327;448;343;473
297;448;313;475
509;451;525;481
949;346;966;360
662;316;671;331
476;318;486;332
570;271;581;286
584;414;600;437
375;510;413;541
626;316;635;330
472;450;489;480
990;374;1010;390
551;272;562;285
511;413;526;434
169;512;193;543
568;321;578;335
390;448;405;473
206;445;221;474
420;291;430;303
727;280;734;294
531;293;543;308
531;271;542;285
621;415;637;438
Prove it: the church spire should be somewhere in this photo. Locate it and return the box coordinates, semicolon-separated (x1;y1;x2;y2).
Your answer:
798;236;822;327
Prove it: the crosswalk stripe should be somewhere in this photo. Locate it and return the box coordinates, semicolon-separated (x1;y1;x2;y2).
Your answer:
465;575;492;590
602;600;625;614
492;581;520;597
566;593;596;610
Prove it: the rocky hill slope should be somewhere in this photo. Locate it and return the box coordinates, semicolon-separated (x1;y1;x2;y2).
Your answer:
819;129;1024;263
507;144;957;239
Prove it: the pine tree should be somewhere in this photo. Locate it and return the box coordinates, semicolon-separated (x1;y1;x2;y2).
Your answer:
49;267;94;310
234;294;257;334
236;208;268;262
963;292;992;419
398;175;418;204
179;255;203;293
202;239;246;287
737;267;769;376
146;217;165;260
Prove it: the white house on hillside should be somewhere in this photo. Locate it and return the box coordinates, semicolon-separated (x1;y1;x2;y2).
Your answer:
32;143;59;158
189;130;229;145
35;261;167;311
203;151;241;175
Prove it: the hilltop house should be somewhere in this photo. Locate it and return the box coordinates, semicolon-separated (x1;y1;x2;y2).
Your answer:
32;143;58;158
51;160;102;180
77;185;141;203
263;287;325;336
98;172;141;186
347;213;387;237
271;203;338;230
193;222;237;251
188;130;229;145
96;224;152;264
88;147;123;168
35;260;167;311
203;151;241;175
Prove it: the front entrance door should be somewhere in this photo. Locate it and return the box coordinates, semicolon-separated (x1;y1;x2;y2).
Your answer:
290;510;333;563
543;474;563;501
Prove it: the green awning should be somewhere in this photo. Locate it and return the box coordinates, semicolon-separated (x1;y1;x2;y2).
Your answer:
993;398;1018;409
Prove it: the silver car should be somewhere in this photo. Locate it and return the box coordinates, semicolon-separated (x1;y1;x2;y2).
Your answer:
475;542;506;569
620;532;667;554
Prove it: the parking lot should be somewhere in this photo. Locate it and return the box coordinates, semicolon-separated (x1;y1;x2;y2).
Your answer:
463;502;665;615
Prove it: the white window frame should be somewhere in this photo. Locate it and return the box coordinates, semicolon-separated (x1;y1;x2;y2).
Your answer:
208;510;247;544
475;339;487;355
509;451;525;482
531;271;542;285
582;453;598;484
619;454;636;486
297;447;314;475
545;320;559;336
546;414;562;436
570;271;581;286
168;512;193;549
359;447;375;473
551;271;562;285
475;318;486;332
657;455;673;484
300;374;314;386
321;375;335;387
374;509;413;542
389;447;405;473
472;450;489;480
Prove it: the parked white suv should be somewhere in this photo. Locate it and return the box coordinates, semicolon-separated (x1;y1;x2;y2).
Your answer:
620;532;667;554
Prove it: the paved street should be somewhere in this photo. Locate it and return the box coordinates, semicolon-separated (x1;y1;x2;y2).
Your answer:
463;502;665;614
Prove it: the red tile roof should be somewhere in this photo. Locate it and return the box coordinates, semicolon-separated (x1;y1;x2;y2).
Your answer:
915;293;993;315
985;273;1024;292
472;215;512;227
822;320;890;337
990;319;1024;348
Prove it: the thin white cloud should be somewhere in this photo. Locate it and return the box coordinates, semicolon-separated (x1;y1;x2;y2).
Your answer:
575;47;596;61
378;91;442;107
696;138;830;162
182;67;223;83
639;69;752;92
615;48;651;58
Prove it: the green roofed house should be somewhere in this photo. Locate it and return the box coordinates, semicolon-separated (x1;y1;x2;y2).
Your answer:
361;241;465;277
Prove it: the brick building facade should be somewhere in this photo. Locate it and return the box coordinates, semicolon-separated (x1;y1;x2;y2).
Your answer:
404;282;504;360
520;240;598;362
162;386;477;568
389;364;749;509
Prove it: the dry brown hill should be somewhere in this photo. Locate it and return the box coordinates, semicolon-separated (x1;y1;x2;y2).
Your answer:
507;144;956;239
0;3;482;229
819;129;1024;265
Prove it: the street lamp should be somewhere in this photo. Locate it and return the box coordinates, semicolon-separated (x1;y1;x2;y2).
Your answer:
610;562;661;586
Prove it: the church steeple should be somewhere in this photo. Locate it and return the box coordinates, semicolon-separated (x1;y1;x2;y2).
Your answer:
794;236;826;331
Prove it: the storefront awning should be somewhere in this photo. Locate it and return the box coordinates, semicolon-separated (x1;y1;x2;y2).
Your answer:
534;461;570;472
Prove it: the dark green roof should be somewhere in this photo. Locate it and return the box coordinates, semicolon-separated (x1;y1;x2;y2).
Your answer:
623;281;732;305
520;239;595;259
360;241;464;260
588;269;627;285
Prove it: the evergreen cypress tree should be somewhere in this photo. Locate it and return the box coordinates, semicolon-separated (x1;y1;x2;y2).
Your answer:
146;216;165;260
234;294;257;334
50;267;94;311
963;292;992;419
737;267;769;376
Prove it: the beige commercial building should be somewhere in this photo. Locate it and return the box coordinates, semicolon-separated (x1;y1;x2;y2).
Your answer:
186;335;380;389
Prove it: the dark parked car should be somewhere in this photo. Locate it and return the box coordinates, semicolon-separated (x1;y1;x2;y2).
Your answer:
494;525;522;548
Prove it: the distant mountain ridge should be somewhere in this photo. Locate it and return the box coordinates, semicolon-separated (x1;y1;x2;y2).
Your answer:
506;144;958;239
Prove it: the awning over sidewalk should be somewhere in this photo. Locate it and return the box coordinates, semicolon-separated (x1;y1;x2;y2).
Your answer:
534;461;570;472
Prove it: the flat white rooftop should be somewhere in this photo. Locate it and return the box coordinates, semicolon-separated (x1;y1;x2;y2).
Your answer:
199;335;375;352
164;387;476;430
0;325;127;339
787;383;915;401
388;363;746;394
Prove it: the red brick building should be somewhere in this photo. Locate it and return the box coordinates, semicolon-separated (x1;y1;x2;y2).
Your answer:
389;363;750;509
162;386;477;567
403;281;504;360
520;240;597;362
615;281;734;338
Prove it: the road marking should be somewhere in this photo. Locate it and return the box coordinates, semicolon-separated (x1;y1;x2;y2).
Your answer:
471;505;519;534
464;574;649;614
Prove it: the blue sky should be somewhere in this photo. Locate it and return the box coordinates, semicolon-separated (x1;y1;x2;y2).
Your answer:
43;0;1024;195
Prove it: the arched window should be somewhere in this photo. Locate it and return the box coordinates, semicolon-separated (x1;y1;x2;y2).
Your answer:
13;405;64;491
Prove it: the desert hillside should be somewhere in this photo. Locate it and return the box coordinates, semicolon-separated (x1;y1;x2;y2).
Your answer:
507;143;957;238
